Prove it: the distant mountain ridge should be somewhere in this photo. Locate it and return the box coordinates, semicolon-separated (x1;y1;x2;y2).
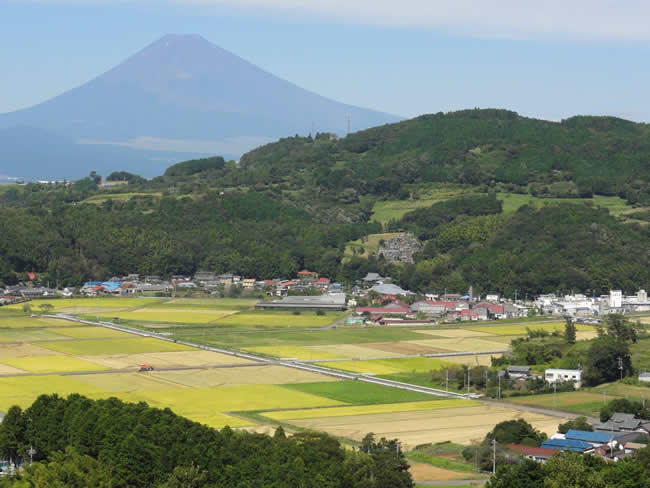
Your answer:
0;34;399;179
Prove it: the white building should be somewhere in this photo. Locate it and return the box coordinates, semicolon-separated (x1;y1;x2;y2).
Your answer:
610;290;623;309
545;369;583;389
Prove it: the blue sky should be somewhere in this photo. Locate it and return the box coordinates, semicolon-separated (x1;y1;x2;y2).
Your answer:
3;1;650;121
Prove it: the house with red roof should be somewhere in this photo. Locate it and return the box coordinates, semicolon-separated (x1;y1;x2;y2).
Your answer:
506;444;558;463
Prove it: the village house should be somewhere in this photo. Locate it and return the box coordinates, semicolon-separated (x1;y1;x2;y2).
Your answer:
506;444;558;463
595;413;650;434
545;368;583;388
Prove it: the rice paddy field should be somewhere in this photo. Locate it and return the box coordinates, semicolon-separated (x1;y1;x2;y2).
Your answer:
0;305;578;482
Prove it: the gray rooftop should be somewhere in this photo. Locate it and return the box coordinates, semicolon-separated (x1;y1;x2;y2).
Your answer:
370;283;412;295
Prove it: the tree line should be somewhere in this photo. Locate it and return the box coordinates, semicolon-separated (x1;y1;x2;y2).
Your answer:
0;394;413;488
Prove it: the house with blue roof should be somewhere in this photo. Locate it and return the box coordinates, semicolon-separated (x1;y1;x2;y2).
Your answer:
541;438;593;452
565;430;613;446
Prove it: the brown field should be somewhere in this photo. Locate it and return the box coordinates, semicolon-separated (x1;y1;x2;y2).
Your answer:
80;350;255;369
365;341;449;356
286;405;566;449
440;354;501;366
417;329;494;338
409;463;474;482
576;330;599;340
407;338;507;353
312;344;393;359
149;366;337;388
0;364;26;374
0;343;63;359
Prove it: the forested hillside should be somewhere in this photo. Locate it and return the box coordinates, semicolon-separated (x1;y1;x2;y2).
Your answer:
240;109;650;203
0;394;412;488
1;109;650;294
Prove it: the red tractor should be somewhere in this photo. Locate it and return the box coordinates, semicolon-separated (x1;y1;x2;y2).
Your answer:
139;364;154;372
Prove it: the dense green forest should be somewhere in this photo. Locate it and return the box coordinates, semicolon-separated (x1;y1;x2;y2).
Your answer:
1;109;649;294
0;394;413;488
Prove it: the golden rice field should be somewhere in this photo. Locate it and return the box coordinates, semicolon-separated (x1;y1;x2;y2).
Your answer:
49;326;134;339
469;322;594;336
0;355;107;374
0;315;78;328
37;338;194;356
79;350;254;369
316;357;454;375
416;328;494;338
244;346;346;360
215;312;344;328
265;399;478;421
106;309;236;324
4;298;164;311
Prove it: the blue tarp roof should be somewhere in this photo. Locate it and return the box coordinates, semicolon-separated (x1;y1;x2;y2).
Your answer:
100;282;121;292
541;439;592;452
566;430;612;444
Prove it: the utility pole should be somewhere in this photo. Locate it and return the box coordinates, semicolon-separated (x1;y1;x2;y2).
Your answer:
498;373;501;400
485;369;489;395
28;446;36;465
492;439;497;474
467;368;471;396
603;389;607;405
553;381;557;409
618;356;623;380
446;369;449;392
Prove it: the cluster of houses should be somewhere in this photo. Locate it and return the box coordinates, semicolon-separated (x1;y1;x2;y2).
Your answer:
351;274;528;325
0;270;344;301
536;289;650;317
508;413;650;463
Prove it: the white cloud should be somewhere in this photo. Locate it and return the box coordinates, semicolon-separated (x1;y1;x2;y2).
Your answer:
14;0;650;40
181;0;650;40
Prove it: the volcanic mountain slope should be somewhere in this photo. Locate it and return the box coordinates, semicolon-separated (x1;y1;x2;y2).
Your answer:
0;34;399;179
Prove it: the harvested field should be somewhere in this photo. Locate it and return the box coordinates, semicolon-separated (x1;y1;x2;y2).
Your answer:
0;364;25;374
244;346;346;360
1;356;108;373
409;463;475;482
150;366;336;388
80;350;254;369
283;405;565;448
311;344;395;359
0;343;63;358
416;329;494;338
50;327;134;339
407;338;507;353
265;400;477;420
575;330;599;341
439;354;501;366
38;338;195;356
